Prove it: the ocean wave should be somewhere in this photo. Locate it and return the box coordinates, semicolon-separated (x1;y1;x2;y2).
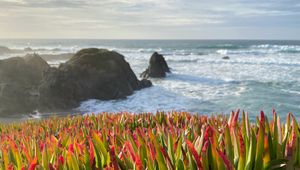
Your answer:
252;44;300;53
47;60;68;67
215;44;300;55
138;48;162;53
197;44;246;50
199;59;300;68
166;59;200;63
238;80;300;89
216;49;270;55
78;86;195;114
166;73;237;85
281;89;300;95
280;49;300;53
216;49;228;55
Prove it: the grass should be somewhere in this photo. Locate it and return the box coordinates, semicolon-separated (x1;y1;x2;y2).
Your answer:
0;110;299;169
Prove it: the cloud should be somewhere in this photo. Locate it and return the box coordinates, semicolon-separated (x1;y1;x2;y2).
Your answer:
0;0;87;8
0;0;299;39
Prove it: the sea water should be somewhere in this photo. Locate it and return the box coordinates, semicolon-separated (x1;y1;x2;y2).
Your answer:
0;39;299;120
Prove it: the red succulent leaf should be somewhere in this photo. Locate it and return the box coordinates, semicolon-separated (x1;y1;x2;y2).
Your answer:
88;138;95;166
201;140;209;153
28;157;38;170
125;141;143;170
68;143;74;153
204;126;213;141
39;142;45;151
49;163;55;170
149;143;156;161
230;109;239;129
217;149;234;170
260;111;265;125
160;146;175;169
109;146;120;170
186;139;203;170
58;155;64;165
238;130;245;156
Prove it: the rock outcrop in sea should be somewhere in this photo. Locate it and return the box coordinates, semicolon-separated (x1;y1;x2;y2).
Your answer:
141;52;170;78
0;48;152;114
0;54;50;114
39;48;152;111
222;56;230;60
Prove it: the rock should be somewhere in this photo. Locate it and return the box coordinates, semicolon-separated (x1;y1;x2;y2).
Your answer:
0;46;11;54
24;47;33;51
0;48;152;114
0;54;50;115
24;53;50;81
140;52;170;78
39;48;152;111
222;56;230;60
138;79;152;89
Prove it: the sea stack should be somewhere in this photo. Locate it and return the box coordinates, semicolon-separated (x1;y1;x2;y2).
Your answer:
0;54;50;115
140;52;170;78
39;48;152;111
0;48;152;114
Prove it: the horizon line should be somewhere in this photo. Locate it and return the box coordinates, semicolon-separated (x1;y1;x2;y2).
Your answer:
1;38;300;41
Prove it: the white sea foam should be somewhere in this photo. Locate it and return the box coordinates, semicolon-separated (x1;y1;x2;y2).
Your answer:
281;89;300;95
47;60;68;67
0;40;299;117
79;86;195;114
216;49;228;55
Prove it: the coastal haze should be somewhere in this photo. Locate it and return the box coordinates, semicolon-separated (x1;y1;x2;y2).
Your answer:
0;39;299;121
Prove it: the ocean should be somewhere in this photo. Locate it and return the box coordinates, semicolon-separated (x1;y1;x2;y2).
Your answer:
0;39;299;121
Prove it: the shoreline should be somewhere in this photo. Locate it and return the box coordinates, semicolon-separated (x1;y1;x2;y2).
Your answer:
0;40;299;121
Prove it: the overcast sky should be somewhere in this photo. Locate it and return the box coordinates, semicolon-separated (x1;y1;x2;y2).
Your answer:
0;0;300;39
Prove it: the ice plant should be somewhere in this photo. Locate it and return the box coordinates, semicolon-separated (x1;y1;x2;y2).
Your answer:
0;111;299;169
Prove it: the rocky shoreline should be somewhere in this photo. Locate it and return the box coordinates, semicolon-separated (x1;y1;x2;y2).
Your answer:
0;48;172;115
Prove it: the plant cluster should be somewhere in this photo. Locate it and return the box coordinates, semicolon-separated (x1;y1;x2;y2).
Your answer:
0;110;299;170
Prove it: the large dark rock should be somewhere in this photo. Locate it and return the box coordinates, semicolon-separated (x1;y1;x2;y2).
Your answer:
141;52;170;78
0;54;50;114
24;53;50;81
39;48;152;111
0;48;152;114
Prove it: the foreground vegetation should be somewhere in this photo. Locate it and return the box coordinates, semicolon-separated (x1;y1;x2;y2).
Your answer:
0;110;300;169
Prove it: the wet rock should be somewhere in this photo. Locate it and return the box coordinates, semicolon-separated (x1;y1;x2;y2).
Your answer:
141;52;170;78
222;56;230;60
0;54;50;114
39;48;152;111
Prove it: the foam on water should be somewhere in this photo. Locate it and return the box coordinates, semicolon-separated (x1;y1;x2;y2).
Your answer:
47;60;68;67
0;39;299;119
216;44;300;56
79;85;195;114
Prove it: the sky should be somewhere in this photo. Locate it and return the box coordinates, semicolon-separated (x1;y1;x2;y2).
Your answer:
0;0;300;39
